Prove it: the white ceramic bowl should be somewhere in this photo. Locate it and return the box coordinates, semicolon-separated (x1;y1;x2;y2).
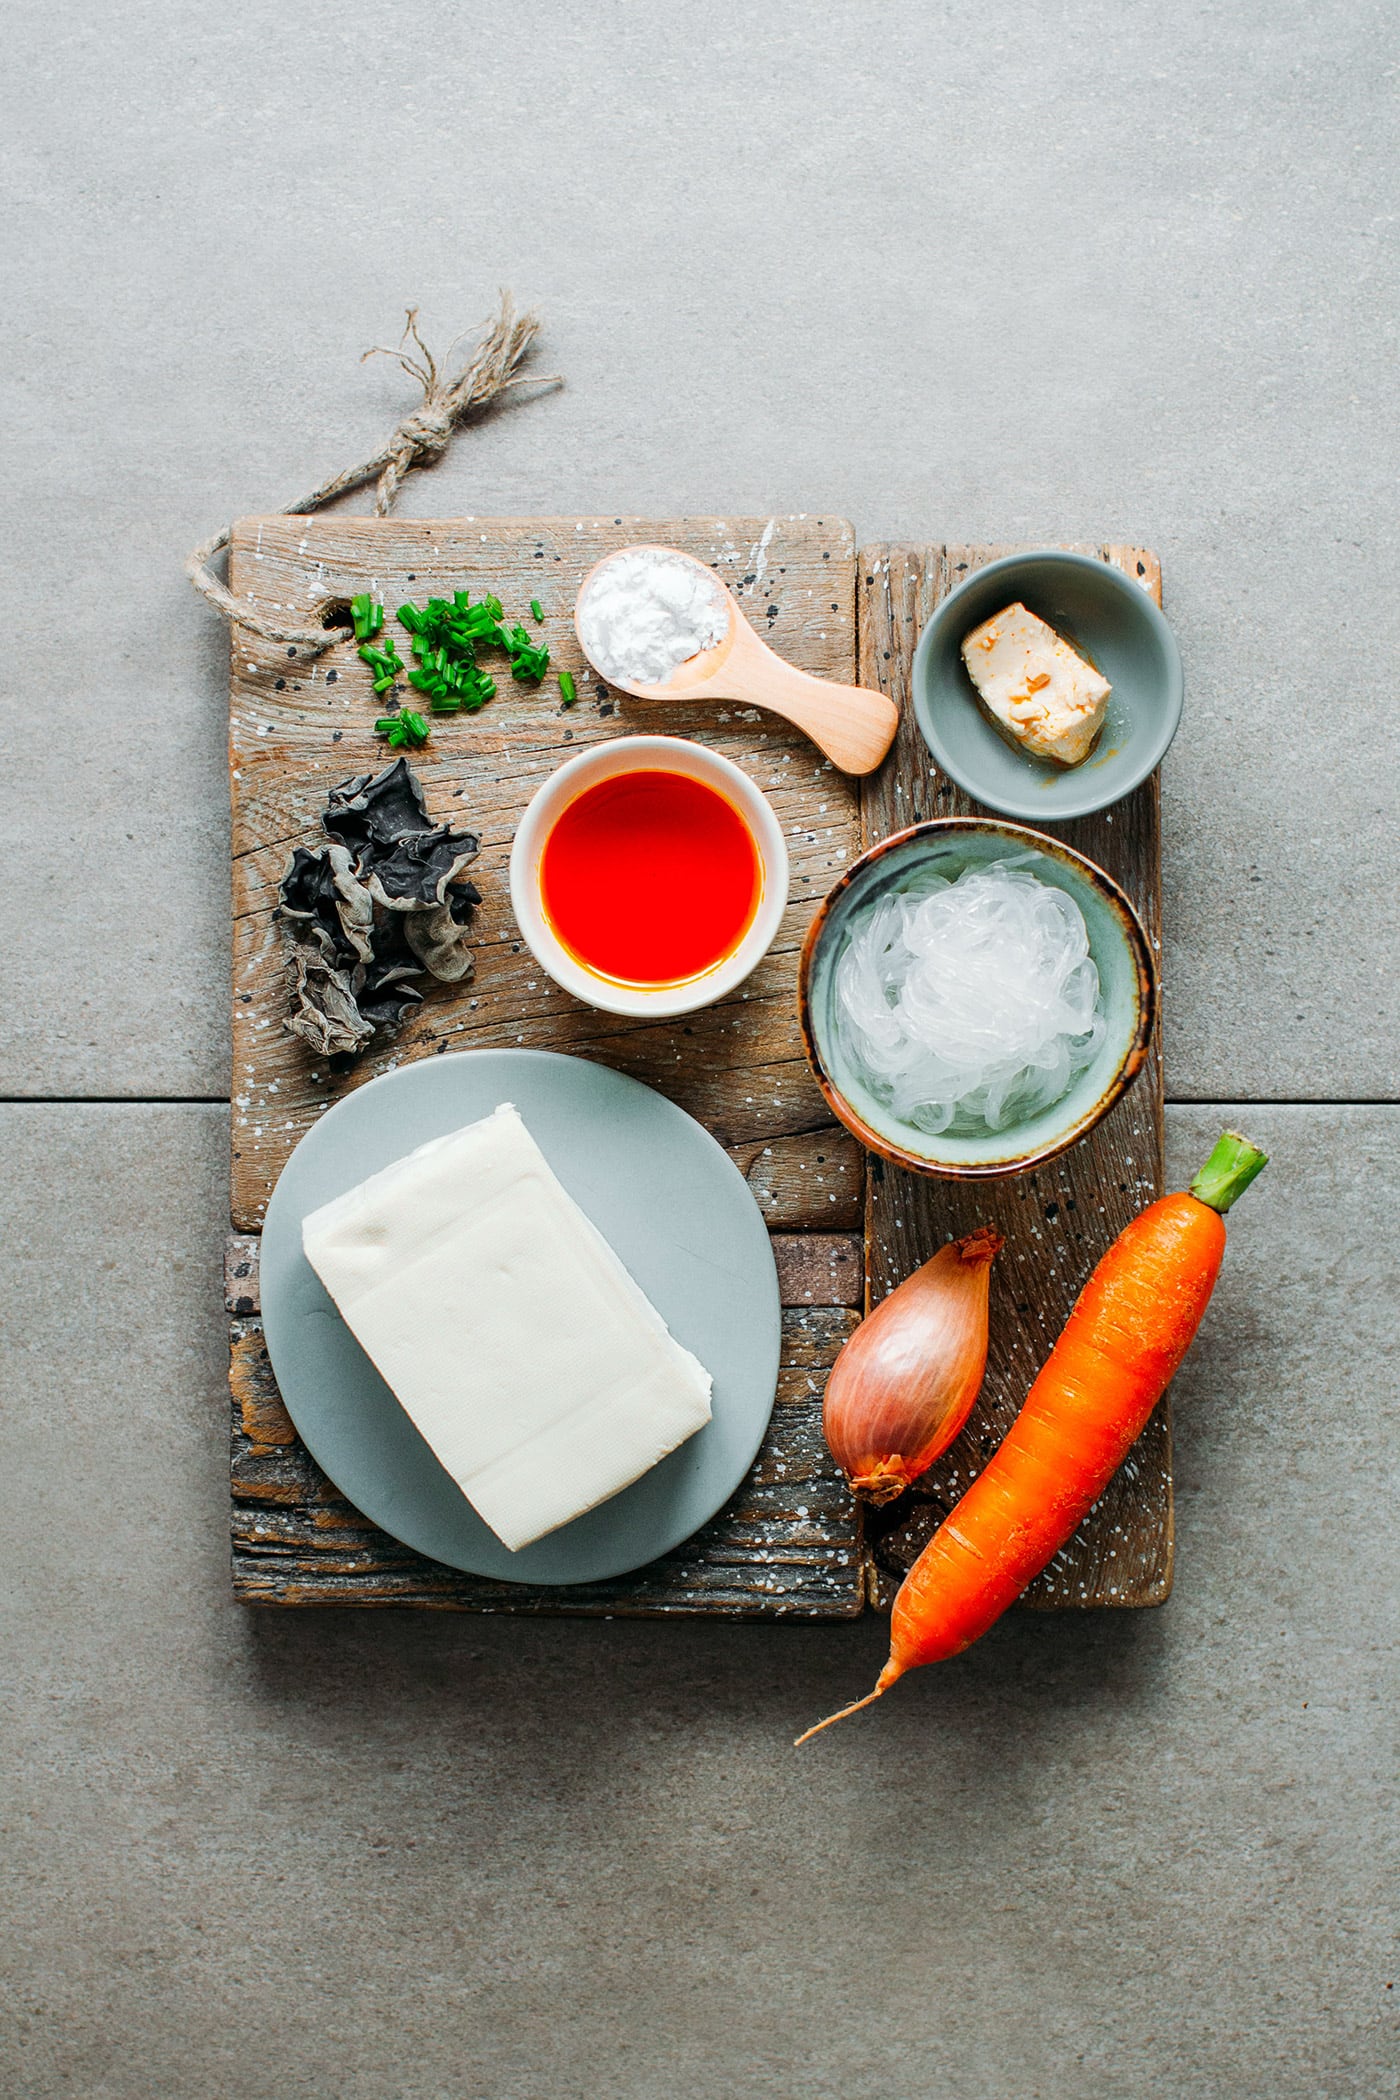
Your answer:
509;736;789;1018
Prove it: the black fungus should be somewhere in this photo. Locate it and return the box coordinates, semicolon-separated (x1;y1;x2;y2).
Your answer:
323;756;434;855
355;913;426;1031
279;845;368;970
278;758;481;1059
366;827;480;908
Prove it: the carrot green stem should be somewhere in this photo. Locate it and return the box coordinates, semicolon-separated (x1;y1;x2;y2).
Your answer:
1189;1130;1268;1213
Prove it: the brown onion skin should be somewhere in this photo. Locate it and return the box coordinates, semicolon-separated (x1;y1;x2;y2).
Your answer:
823;1227;1002;1502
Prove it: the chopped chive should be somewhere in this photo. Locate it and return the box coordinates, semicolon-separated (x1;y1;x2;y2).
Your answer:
559;669;577;706
350;594;384;642
359;637;405;702
374;709;430;750
386;588;558;720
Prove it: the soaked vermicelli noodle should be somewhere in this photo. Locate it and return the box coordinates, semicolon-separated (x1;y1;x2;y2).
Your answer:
835;859;1105;1135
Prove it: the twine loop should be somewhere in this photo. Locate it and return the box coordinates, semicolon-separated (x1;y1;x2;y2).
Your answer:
186;292;560;654
395;404;454;460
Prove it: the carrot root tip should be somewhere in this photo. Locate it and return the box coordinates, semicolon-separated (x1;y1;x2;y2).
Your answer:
794;1661;905;1746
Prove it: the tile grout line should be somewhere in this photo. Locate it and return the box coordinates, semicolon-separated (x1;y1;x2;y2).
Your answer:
0;1095;1396;1109
0;1095;232;1106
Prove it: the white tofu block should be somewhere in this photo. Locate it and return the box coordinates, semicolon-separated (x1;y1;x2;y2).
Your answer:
300;1103;713;1551
961;602;1112;766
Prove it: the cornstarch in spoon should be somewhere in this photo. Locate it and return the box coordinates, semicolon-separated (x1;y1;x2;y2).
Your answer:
578;550;729;686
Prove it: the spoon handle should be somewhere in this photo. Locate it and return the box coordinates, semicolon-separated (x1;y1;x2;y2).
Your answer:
730;651;899;775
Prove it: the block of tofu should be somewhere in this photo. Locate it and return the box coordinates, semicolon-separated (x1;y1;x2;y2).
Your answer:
300;1102;713;1551
960;602;1111;767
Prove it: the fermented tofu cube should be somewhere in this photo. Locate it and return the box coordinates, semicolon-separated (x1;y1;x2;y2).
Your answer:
961;602;1111;767
301;1103;713;1551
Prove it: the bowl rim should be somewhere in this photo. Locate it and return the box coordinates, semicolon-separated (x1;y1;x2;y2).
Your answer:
796;815;1158;1180
912;548;1185;822
509;733;789;1019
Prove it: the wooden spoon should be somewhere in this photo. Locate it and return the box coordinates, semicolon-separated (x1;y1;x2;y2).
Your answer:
573;545;899;776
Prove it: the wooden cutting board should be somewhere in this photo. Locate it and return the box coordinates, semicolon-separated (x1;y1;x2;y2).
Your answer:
857;548;1170;1610
225;518;1169;1616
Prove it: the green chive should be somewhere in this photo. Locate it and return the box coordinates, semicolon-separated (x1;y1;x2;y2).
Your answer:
559;669;577;706
389;589;560;715
350;593;384;642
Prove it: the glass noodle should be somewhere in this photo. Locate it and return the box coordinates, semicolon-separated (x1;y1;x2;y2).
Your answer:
835;858;1106;1135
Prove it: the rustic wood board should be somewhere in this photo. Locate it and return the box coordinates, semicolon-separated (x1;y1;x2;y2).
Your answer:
227;514;868;1614
224;521;1169;1617
856;546;1172;1609
229;515;862;1229
227;1235;861;1614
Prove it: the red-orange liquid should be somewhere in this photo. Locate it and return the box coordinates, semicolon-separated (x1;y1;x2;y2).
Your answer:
540;770;761;984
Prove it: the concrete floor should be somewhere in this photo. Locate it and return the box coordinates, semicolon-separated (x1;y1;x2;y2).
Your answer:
3;3;1397;2095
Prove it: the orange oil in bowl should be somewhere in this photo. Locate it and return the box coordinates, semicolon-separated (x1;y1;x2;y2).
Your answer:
539;769;762;985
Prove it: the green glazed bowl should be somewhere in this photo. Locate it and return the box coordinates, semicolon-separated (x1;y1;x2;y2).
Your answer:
798;818;1156;1179
913;549;1184;821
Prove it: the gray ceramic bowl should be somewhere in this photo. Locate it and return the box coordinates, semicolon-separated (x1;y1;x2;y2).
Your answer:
798;818;1156;1179
913;550;1184;821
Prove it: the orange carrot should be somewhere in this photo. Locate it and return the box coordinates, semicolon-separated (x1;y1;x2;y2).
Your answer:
797;1131;1267;1743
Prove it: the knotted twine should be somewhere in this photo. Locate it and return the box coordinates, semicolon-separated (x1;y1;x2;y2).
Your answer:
185;292;561;654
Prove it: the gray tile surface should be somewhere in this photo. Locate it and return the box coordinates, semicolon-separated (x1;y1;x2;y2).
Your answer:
2;1103;1396;2099
4;4;1397;2094
2;0;1397;1097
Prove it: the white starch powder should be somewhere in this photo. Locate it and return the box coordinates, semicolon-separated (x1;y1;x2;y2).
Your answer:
578;550;730;686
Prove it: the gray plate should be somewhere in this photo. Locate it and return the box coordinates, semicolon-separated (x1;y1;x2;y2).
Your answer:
260;1049;782;1585
912;549;1184;820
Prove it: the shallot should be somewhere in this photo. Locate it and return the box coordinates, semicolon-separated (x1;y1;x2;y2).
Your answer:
823;1227;1002;1502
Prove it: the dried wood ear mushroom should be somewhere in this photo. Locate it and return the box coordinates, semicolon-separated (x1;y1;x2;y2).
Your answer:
278;757;481;1058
